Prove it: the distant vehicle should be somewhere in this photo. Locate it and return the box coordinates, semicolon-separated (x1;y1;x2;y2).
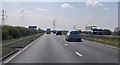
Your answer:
85;26;97;34
46;28;51;34
93;29;103;35
85;26;103;35
65;30;81;42
56;31;62;35
52;30;57;34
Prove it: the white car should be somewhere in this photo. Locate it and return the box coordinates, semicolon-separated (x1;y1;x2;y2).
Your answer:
65;30;81;42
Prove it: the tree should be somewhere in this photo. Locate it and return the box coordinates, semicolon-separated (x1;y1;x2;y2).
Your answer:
2;25;12;40
103;29;112;35
2;25;44;40
114;27;120;35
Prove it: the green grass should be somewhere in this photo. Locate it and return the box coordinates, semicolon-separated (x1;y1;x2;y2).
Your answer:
81;35;119;47
111;33;119;36
2;35;33;44
62;31;67;35
2;33;44;57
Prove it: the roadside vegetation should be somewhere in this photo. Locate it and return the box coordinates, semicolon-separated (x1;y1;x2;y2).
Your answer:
2;25;45;58
2;25;44;40
62;28;119;47
2;33;44;57
80;27;119;47
81;34;119;47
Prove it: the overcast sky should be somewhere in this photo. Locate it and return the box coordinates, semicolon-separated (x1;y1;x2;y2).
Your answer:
0;0;119;31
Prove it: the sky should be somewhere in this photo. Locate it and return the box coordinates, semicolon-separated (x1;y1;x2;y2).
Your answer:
0;0;119;31
1;0;120;2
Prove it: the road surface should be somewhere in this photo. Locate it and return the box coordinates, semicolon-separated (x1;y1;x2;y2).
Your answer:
5;34;118;63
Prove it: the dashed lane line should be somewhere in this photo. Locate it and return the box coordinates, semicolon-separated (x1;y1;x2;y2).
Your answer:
75;52;83;57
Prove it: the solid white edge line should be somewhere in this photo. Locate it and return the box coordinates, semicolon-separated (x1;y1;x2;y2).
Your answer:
85;39;119;49
75;52;83;57
3;36;41;63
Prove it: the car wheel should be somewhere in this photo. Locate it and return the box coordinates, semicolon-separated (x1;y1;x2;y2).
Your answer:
79;39;82;42
77;39;81;42
68;39;70;42
66;39;68;41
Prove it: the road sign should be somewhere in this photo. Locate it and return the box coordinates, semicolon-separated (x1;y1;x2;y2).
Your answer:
29;26;37;29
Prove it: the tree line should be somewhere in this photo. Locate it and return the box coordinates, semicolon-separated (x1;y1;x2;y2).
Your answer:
2;25;44;40
79;29;119;35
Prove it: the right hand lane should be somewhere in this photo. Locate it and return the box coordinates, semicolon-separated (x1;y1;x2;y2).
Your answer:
54;34;118;63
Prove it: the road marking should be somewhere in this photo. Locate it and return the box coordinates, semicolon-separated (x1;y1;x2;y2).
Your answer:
60;40;62;42
75;52;83;57
4;37;41;63
106;45;110;46
100;44;105;46
105;45;118;49
64;44;68;46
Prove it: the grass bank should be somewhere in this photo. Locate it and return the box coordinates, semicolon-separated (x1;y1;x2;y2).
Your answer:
81;34;119;47
2;33;44;57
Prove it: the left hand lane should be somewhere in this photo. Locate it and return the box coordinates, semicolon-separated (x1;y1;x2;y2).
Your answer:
7;34;82;63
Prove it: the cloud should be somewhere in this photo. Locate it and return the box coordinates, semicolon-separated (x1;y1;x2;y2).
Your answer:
16;8;24;13
36;8;47;11
61;3;73;8
14;8;32;23
16;8;32;13
13;3;22;6
105;8;109;10
25;11;32;13
86;0;103;7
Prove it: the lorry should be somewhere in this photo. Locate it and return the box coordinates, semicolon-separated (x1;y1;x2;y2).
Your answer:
85;26;103;35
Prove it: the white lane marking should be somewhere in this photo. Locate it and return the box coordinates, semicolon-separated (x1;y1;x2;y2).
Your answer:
105;45;118;49
106;45;110;46
100;44;105;46
4;37;41;63
60;40;62;42
75;52;83;57
64;44;68;46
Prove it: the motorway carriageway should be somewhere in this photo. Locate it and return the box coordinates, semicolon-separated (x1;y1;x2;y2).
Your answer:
3;34;118;63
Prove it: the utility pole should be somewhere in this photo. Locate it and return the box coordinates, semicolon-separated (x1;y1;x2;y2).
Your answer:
74;25;76;30
53;19;56;30
2;10;7;26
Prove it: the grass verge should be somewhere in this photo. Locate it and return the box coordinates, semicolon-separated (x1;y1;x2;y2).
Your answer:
81;34;119;47
2;33;44;57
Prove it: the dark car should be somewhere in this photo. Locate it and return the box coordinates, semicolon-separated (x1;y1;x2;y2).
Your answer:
52;30;57;34
56;31;62;35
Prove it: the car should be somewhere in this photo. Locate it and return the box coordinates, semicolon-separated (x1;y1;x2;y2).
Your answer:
46;28;51;34
52;30;57;34
65;30;81;42
56;31;62;35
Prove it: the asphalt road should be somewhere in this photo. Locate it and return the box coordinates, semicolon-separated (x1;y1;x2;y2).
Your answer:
6;34;118;63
